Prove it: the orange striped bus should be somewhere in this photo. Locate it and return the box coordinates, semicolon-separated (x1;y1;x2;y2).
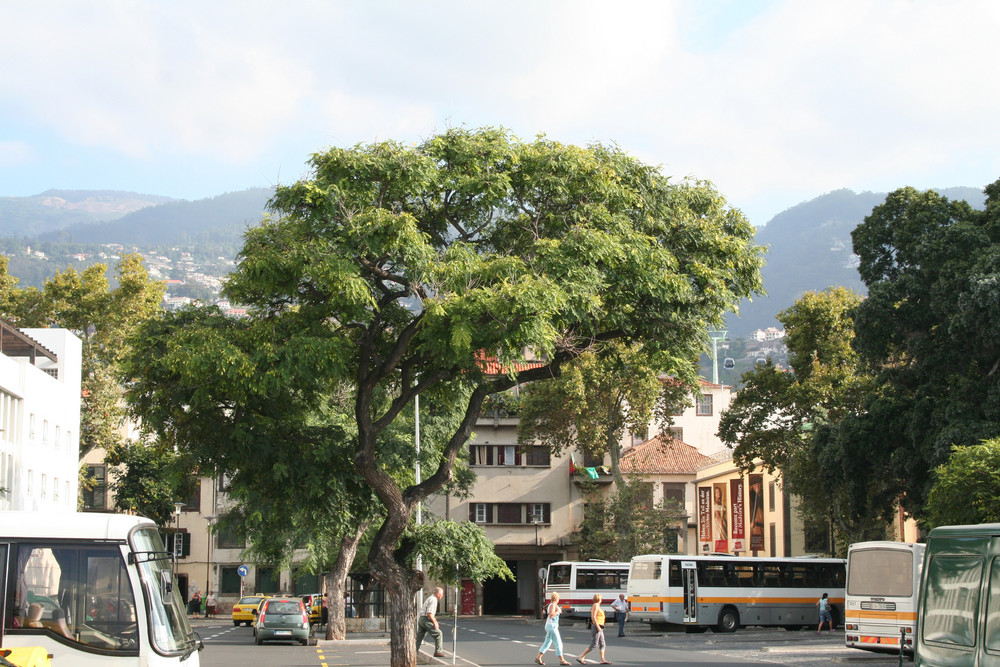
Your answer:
845;541;925;655
626;554;845;633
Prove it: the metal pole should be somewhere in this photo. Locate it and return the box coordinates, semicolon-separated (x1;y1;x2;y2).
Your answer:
415;383;423;608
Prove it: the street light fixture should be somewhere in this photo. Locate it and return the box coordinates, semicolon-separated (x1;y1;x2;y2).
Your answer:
172;502;184;578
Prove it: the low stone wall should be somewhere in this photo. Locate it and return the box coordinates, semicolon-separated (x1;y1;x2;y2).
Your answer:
345;617;386;632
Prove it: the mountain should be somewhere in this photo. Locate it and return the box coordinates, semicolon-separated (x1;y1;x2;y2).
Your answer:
724;186;986;338
38;187;273;248
0;189;173;237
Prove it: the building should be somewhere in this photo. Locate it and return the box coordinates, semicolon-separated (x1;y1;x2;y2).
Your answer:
0;322;82;512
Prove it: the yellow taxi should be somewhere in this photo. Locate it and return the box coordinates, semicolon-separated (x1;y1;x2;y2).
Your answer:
232;594;269;627
300;593;323;625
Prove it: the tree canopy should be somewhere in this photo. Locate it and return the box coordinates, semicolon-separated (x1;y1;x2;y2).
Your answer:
925;438;1000;529
848;180;1000;517
125;127;763;667
719;287;889;547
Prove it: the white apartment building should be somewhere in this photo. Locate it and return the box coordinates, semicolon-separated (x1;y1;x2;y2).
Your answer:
0;322;82;512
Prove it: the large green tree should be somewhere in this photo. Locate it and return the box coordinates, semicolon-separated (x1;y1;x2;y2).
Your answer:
925;438;1000;528
848;180;1000;516
127;128;763;667
719;288;890;548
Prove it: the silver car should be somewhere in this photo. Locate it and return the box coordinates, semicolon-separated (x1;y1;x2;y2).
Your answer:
253;597;312;646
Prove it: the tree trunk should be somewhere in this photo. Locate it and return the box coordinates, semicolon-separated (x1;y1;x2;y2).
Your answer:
325;521;371;640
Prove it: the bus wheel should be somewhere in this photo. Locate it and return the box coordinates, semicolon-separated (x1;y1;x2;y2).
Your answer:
715;607;740;633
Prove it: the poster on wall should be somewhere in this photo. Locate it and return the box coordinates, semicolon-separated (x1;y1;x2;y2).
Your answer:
748;474;765;552
730;478;745;552
698;486;712;553
712;482;729;553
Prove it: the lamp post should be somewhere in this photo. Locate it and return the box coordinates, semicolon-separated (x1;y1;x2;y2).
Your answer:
531;511;543;618
204;515;216;617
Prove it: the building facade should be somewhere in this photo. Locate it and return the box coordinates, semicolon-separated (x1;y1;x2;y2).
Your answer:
0;323;82;512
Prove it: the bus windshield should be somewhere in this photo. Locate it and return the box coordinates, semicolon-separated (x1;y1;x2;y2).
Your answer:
129;527;196;655
847;549;915;597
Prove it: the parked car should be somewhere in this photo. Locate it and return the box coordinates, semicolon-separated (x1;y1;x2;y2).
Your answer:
231;594;269;627
253;597;312;646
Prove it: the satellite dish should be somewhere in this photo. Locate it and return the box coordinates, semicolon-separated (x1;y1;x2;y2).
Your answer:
723;357;735;369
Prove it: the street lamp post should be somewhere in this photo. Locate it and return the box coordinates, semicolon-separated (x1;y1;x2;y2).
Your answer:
531;511;543;618
204;515;216;617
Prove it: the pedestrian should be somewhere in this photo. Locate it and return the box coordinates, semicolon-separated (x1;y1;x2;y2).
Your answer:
610;593;629;637
816;592;834;633
188;590;201;616
205;591;217;619
344;592;355;618
416;587;446;658
321;594;329;626
577;593;610;664
535;592;571;666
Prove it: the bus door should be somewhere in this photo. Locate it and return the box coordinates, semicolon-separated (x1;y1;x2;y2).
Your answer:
681;561;698;624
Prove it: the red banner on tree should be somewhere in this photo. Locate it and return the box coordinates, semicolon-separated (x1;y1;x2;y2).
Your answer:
730;478;745;552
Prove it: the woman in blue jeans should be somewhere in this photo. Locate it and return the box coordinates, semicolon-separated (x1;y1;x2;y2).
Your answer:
535;592;571;665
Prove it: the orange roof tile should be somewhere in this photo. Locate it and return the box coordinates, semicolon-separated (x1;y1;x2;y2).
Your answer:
620;434;715;475
475;351;545;376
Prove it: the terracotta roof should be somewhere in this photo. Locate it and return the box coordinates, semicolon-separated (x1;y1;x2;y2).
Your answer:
620;434;715;475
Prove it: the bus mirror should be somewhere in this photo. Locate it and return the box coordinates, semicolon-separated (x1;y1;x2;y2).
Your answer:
161;570;173;598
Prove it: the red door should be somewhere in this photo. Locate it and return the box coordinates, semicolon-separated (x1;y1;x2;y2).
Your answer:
461;580;476;615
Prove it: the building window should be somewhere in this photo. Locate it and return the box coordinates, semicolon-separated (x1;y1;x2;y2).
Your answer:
183;479;201;512
165;531;190;558
696;394;713;416
469;444;551;467
220;566;242;595
666;427;683;441
768;481;776;512
470;502;549;524
53;477;59;502
662;482;685;507
523;446;551;466
216;523;245;549
82;464;107;511
40;474;47;499
29;414;35;440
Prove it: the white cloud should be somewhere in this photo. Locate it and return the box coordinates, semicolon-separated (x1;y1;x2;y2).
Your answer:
0;141;36;168
1;0;998;219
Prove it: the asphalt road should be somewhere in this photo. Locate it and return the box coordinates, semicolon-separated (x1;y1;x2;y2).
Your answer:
194;617;910;667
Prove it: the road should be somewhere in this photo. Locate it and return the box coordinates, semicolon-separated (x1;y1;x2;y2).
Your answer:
195;617;909;666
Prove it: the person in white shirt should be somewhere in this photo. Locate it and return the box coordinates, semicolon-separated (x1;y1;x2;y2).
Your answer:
416;587;445;657
610;593;629;637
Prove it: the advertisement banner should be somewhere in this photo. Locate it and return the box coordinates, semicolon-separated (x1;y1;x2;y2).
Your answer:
748;474;765;552
730;478;745;552
698;486;712;552
713;482;729;553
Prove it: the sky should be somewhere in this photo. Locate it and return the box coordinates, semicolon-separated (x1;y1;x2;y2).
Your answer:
2;0;999;226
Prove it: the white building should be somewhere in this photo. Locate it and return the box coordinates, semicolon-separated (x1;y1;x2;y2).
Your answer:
751;327;785;342
0;323;82;512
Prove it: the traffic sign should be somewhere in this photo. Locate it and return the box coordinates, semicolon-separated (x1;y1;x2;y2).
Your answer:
238;565;249;577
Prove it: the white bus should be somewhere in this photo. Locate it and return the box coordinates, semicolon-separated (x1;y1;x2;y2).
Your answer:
0;512;201;666
543;561;629;618
845;541;925;655
627;554;846;632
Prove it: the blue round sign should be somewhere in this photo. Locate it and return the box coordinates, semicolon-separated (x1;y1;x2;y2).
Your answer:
237;565;249;577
